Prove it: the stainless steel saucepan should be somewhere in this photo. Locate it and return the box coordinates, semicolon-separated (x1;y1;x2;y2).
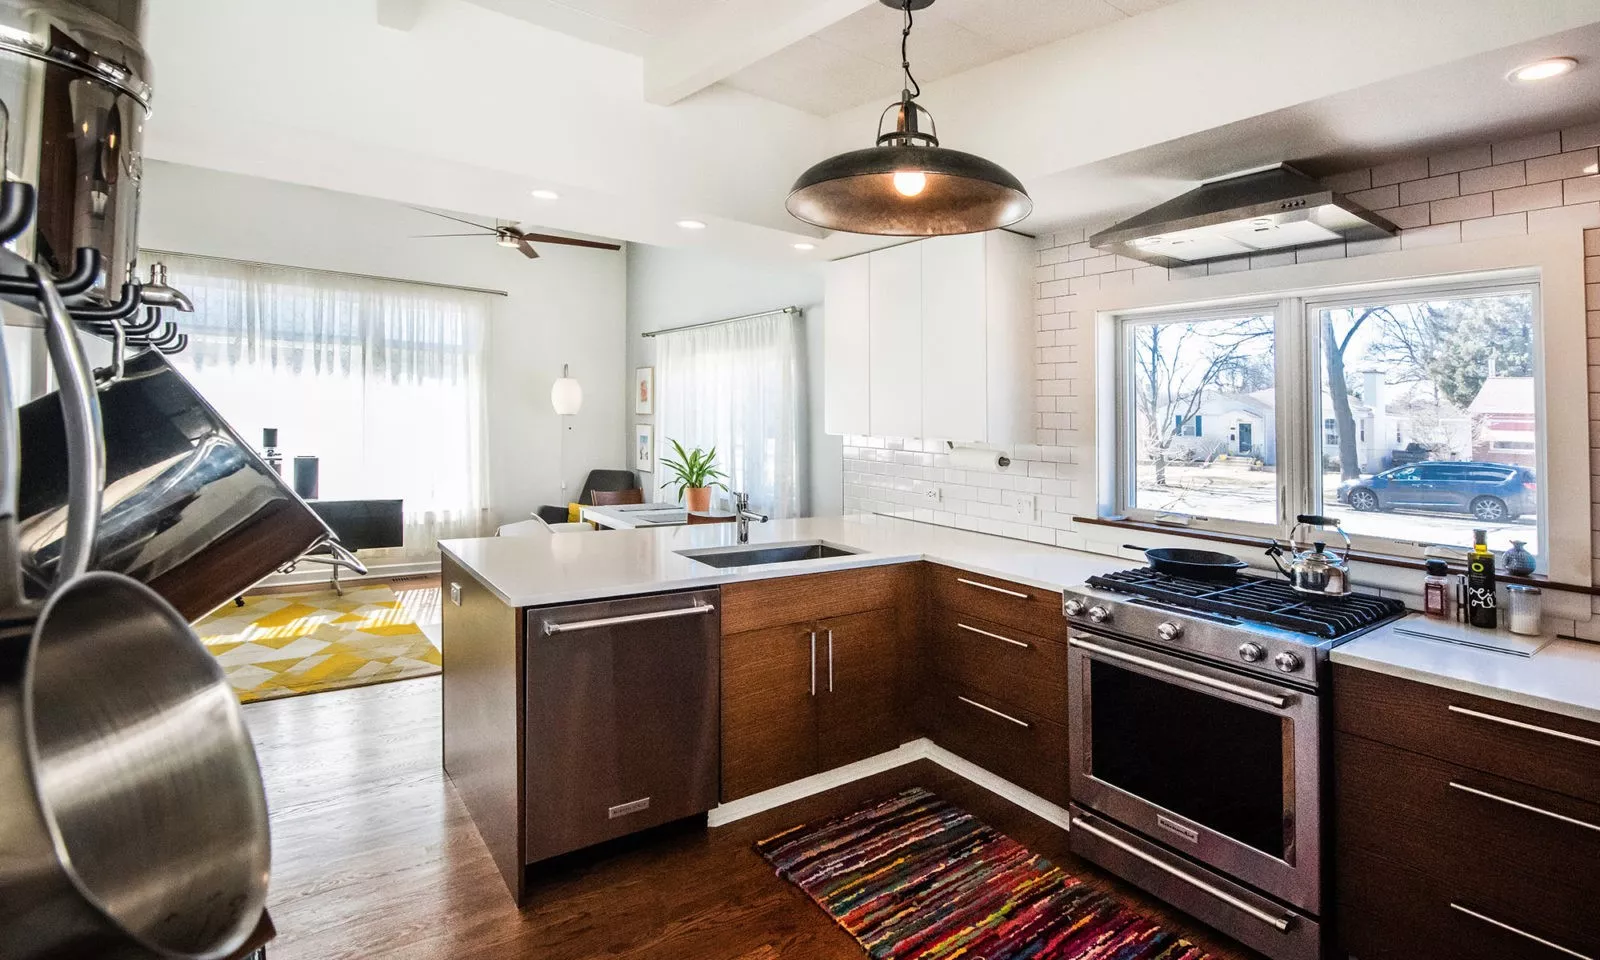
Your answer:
0;266;270;960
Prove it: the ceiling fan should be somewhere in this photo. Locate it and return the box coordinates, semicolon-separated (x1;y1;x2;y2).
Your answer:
409;208;621;259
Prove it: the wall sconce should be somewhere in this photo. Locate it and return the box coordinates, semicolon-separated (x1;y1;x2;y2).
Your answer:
551;363;583;495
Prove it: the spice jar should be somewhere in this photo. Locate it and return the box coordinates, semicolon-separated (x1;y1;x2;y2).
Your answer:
1423;559;1451;620
1506;585;1543;636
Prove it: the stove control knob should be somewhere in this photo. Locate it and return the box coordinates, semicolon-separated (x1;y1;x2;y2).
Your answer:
1063;598;1085;617
1156;621;1183;642
1275;651;1304;673
1086;605;1111;624
1237;642;1266;663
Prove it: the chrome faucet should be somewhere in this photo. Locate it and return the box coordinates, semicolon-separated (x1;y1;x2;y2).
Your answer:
733;491;768;544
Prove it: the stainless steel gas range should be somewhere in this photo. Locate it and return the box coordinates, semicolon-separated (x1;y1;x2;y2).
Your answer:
1062;568;1405;960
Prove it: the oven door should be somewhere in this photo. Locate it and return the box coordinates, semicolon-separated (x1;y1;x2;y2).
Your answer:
1067;631;1321;912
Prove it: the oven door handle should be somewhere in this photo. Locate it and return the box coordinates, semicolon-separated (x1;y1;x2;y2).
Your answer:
1071;817;1294;933
1069;638;1291;709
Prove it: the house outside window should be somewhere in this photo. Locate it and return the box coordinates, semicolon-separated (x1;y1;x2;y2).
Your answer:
1115;276;1543;562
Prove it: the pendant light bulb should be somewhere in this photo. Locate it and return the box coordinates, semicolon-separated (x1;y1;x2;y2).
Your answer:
892;170;927;197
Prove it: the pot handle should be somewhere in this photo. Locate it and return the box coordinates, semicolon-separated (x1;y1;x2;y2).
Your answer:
32;264;105;582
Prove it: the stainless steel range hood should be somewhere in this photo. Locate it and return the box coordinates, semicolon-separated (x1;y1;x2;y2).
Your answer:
1090;165;1398;269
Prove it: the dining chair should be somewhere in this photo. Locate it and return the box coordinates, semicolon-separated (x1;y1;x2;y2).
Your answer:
590;488;645;506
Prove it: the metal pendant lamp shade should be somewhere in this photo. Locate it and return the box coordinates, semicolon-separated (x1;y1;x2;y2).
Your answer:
785;0;1031;236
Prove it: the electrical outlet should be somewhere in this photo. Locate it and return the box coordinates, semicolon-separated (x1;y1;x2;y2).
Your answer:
1011;493;1036;522
923;484;942;504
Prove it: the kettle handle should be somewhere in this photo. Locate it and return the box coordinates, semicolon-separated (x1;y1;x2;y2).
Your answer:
32;264;105;583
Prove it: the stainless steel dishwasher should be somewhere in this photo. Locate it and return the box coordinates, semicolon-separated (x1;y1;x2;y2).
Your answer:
523;588;720;863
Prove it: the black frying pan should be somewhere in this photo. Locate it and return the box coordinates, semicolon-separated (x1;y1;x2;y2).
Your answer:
1125;544;1248;580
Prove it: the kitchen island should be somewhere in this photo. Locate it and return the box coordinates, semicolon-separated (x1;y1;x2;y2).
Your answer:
438;514;1123;902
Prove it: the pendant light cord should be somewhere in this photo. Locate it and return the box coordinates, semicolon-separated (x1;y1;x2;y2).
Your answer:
900;0;921;100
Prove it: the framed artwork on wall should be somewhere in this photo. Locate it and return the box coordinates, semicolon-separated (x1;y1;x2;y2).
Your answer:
635;366;654;415
635;424;654;472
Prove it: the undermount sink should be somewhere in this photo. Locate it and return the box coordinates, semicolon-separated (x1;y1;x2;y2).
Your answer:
677;540;862;569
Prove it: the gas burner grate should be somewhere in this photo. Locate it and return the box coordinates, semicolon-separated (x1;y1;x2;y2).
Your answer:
1086;567;1406;639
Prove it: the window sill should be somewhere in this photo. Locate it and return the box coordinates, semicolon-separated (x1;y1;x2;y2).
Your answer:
1073;515;1596;597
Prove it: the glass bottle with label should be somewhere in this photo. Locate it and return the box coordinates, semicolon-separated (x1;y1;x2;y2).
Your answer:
1466;530;1497;629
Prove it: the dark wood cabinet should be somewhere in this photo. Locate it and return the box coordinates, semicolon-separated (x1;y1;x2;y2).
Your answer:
1334;665;1600;960
719;571;911;802
918;678;1069;805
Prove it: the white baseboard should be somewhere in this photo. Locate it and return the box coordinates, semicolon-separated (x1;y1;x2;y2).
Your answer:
705;737;1072;832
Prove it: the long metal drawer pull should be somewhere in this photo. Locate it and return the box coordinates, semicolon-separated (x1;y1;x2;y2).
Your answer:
957;695;1030;728
958;622;1030;648
1448;781;1600;834
542;601;715;635
1447;705;1600;748
1069;638;1290;709
1450;903;1593;960
956;577;1029;599
1071;817;1293;933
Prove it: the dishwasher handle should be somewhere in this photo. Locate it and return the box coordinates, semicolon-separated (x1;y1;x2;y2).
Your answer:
542;601;716;636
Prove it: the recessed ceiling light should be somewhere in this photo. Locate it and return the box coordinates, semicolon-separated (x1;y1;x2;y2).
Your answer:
676;219;707;230
1508;57;1578;83
792;242;816;251
531;189;560;200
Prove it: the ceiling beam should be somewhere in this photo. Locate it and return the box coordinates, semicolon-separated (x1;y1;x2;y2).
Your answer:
644;0;876;106
376;0;426;31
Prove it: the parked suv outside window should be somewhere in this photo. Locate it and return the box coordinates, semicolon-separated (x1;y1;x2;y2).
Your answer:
1336;461;1536;522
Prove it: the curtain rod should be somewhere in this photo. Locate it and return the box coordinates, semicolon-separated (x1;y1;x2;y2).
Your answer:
141;249;510;298
640;306;800;338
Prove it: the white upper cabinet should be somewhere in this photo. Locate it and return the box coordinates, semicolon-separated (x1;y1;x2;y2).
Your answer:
822;230;1034;444
866;242;923;439
822;256;870;436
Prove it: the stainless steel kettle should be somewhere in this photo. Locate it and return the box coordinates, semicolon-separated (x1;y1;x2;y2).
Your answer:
1268;514;1352;597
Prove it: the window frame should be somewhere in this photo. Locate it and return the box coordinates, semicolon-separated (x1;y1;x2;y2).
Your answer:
1109;272;1550;569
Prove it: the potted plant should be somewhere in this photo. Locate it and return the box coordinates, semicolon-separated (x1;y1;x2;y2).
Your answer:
659;439;728;513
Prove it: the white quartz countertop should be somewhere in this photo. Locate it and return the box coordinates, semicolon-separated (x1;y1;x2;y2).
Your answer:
440;514;1124;609
1332;615;1600;724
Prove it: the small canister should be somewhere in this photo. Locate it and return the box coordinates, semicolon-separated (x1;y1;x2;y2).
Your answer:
1505;584;1543;636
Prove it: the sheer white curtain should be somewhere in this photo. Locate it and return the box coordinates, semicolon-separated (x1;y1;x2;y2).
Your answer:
654;311;804;519
155;253;492;556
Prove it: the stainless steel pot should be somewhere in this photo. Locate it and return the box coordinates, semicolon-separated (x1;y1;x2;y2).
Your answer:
16;344;339;621
0;267;270;960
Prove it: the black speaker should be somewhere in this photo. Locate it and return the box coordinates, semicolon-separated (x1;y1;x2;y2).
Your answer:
292;456;319;500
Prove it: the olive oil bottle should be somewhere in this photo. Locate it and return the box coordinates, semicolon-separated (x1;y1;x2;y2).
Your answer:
1466;529;1497;629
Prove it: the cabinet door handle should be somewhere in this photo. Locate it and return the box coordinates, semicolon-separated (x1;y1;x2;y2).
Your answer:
1447;704;1600;748
1448;781;1600;834
957;695;1030;728
827;628;834;693
957;621;1030;648
809;630;817;697
956;577;1029;599
1450;903;1593;960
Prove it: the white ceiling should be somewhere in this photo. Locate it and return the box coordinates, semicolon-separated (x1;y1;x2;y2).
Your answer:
722;0;1179;116
143;0;1600;265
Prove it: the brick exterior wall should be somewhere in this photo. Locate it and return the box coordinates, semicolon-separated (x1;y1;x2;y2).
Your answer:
842;122;1600;622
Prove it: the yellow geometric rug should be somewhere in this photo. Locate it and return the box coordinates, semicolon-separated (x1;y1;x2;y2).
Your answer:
195;585;441;704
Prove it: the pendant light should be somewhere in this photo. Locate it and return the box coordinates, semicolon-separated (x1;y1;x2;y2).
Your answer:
786;0;1031;236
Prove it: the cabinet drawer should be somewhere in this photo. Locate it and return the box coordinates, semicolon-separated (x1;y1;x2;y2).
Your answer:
918;679;1068;806
1333;664;1600;804
1336;732;1600;957
927;564;1064;642
720;565;901;634
929;612;1067;725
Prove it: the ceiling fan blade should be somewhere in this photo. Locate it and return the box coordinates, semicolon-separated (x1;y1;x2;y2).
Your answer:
517;238;540;259
515;231;622;251
410;233;494;238
406;206;497;233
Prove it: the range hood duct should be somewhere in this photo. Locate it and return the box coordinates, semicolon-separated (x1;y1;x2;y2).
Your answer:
1089;165;1398;269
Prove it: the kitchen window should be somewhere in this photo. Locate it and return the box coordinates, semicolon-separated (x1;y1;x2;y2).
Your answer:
1114;276;1545;566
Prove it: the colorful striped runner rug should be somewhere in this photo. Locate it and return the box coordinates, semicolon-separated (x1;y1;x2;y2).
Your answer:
756;787;1212;960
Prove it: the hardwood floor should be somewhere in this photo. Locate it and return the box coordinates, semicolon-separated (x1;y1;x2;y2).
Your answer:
245;677;1264;960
